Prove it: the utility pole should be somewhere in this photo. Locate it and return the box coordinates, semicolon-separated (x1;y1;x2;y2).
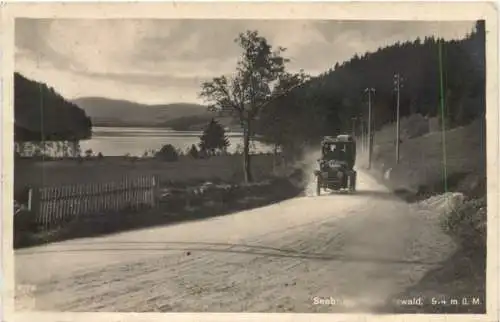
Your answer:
351;116;357;138
364;87;375;169
393;73;404;164
360;117;365;153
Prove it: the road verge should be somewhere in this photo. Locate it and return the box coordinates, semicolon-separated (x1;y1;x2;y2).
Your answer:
14;176;303;249
362;120;486;313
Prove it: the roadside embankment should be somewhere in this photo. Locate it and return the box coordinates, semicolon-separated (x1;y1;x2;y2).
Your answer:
363;117;487;313
366;118;486;200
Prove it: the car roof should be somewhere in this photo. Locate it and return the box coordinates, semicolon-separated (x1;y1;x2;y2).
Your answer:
321;134;354;143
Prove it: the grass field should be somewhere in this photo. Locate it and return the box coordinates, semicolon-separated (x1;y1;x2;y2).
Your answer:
369;117;486;198
14;152;299;248
14;154;279;197
14;177;303;249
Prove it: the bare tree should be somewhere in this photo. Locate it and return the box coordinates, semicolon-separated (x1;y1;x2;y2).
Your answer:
199;30;288;183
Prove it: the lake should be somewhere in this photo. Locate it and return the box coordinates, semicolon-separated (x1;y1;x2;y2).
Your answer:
79;127;273;156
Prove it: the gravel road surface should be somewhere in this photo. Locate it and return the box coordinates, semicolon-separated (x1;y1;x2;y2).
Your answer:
15;171;455;313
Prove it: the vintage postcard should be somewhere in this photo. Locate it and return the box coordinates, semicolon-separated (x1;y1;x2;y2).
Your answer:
1;1;498;322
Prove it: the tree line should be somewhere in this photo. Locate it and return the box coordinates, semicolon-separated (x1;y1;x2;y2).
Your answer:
156;118;231;161
14;72;92;143
200;21;486;182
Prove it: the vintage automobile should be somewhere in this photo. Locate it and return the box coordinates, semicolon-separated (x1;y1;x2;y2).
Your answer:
314;134;357;196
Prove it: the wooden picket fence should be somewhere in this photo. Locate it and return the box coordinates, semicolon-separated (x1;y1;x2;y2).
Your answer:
28;175;160;229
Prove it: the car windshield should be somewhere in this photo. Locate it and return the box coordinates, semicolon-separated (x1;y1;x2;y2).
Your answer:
323;143;347;161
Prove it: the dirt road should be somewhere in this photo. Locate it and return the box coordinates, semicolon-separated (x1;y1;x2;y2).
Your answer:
15;171;456;313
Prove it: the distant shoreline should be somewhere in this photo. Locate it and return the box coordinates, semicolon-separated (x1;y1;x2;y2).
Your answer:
91;123;244;133
88;126;264;141
75;126;268;157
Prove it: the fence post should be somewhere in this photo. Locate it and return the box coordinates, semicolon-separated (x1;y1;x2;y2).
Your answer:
28;186;41;225
152;176;160;207
27;187;33;212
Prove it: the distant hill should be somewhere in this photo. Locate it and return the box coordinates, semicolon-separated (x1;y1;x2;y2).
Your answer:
73;97;211;126
73;96;242;131
15;72;92;142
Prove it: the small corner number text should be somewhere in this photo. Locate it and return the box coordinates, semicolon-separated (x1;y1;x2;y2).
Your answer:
431;296;482;306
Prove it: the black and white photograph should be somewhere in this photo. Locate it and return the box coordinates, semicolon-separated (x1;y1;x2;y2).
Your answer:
4;1;497;319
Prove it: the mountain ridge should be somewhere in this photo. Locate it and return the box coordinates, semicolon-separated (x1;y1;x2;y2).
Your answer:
73;97;211;125
73;96;242;131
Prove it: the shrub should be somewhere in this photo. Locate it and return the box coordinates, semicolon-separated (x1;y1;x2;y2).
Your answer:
155;144;179;162
84;149;93;158
403;113;430;139
188;144;199;159
440;197;486;249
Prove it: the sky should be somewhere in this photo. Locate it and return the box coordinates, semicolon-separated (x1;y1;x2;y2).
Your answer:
15;19;476;105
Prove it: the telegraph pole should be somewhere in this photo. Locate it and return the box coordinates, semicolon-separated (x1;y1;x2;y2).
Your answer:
351;116;357;138
360;117;365;153
393;73;404;164
364;87;375;169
